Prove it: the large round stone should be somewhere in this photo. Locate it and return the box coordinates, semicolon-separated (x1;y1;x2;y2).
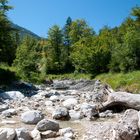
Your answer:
36;119;59;132
0;128;16;140
21;110;44;124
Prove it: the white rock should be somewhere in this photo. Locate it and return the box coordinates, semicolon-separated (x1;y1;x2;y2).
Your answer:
0;104;9;112
45;101;53;106
1;120;16;125
31;129;41;140
62;98;78;109
2;109;17;117
59;127;74;136
59;127;74;139
0;91;24;100
41;130;57;139
0;128;16;140
69;110;83;120
21;110;44;124
49;95;59;102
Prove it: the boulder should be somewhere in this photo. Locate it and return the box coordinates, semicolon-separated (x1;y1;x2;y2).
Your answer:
99;110;113;118
69;110;83;120
52;107;70;120
80;103;99;119
0;104;9;112
101;92;140;112
0;91;24;100
0;128;16;140
45;100;53;106
45;91;60;98
62;98;78;109
83;108;139;139
36;119;59;132
138;111;140;130
21;110;44;124
15;128;32;140
50;95;60;102
112;109;139;140
31;129;41;140
41;130;57;139
2;109;17;117
59;127;74;139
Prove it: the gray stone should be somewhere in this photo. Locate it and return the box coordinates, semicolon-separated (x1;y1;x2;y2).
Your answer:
15;128;32;140
112;109;139;140
36;119;59;132
0;128;16;140
2;109;17;117
80;103;99;119
102;92;140;111
52;107;70;120
53;82;69;90
0;91;24;100
21;110;44;124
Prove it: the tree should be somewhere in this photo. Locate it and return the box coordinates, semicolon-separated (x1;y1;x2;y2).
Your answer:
0;0;16;64
42;25;64;74
69;19;94;44
131;6;140;22
13;36;40;82
62;17;74;72
70;20;95;73
109;25;140;72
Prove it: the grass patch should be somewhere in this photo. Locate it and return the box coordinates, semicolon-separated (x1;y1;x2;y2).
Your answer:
96;71;140;93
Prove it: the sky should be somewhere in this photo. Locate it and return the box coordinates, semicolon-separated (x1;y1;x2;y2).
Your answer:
8;0;140;37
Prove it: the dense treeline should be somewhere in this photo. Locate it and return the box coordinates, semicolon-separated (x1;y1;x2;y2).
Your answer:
1;0;140;83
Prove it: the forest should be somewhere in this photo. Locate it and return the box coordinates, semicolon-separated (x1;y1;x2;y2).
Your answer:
0;0;140;84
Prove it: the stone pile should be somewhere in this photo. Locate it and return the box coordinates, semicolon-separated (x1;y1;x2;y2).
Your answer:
0;79;140;140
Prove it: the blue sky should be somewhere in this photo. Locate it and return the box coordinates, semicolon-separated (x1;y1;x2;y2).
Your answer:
8;0;140;37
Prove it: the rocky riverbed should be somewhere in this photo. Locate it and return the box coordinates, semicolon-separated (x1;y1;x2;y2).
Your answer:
0;79;140;140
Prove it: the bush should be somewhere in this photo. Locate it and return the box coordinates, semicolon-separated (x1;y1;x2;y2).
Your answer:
0;68;17;85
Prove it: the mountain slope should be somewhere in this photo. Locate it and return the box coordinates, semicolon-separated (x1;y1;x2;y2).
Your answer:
11;23;41;39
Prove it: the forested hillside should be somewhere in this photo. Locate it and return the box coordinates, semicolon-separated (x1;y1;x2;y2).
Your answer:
0;0;140;85
11;22;41;40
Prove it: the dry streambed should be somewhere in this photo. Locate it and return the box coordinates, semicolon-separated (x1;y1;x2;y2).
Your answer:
0;79;140;140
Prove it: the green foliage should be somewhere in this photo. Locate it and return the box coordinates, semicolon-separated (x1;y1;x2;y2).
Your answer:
1;4;140;85
110;22;140;72
96;71;140;93
0;0;18;65
0;63;18;85
69;19;94;43
40;25;64;74
13;36;41;82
